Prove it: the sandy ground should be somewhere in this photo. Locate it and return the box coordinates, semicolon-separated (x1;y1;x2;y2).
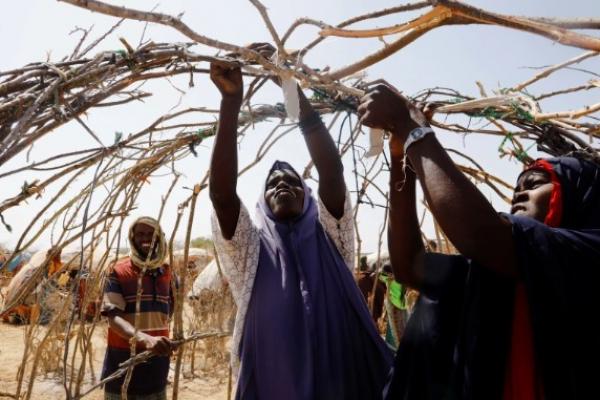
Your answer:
0;321;231;400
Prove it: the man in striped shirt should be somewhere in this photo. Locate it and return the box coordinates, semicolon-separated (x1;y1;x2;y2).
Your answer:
101;217;175;400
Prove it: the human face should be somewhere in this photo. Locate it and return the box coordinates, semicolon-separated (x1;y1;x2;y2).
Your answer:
132;223;158;259
511;169;554;222
265;169;305;221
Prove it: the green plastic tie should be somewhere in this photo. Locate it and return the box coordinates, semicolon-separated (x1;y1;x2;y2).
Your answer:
113;131;123;145
510;102;534;123
498;132;514;151
515;149;529;162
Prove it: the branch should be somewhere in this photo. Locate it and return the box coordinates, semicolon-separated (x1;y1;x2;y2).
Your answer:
535;101;600;121
327;16;440;80
249;0;285;55
435;0;600;52
73;331;231;400
320;5;451;38
513;51;599;91
58;0;275;69
281;2;430;47
529;17;600;30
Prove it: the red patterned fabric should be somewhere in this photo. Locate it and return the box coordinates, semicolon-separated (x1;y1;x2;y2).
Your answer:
100;258;173;395
533;159;563;227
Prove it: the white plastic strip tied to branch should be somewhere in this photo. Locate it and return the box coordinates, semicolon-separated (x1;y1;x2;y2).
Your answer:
275;50;301;121
280;71;301;121
365;128;385;158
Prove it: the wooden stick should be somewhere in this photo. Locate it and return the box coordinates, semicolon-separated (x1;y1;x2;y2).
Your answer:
513;51;599;91
320;6;451;38
172;184;201;400
249;0;285;55
73;331;231;400
435;0;600;51
327;12;444;80
58;0;276;70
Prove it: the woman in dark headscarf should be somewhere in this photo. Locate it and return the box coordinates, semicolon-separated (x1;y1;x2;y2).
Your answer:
208;45;392;400
358;83;600;400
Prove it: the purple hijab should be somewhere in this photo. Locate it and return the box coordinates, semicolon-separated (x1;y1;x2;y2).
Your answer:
236;161;393;400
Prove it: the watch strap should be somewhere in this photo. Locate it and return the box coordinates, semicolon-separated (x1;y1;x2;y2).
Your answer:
404;127;434;152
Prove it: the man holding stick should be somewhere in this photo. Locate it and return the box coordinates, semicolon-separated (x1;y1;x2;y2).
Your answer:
101;217;175;400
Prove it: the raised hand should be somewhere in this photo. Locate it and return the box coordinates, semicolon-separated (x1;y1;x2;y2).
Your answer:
210;63;243;101
358;84;429;142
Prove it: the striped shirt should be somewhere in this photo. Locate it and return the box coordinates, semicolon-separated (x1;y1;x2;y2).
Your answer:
101;258;173;395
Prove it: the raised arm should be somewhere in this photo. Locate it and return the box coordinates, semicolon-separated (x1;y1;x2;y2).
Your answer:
296;88;346;218
387;136;426;287
238;42;345;217
208;63;243;240
359;85;516;278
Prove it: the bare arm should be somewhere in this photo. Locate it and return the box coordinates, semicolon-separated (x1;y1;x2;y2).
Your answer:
208;63;243;240
406;134;516;276
107;312;173;355
359;85;515;277
209;44;278;238
296;88;346;218
236;42;345;218
388;147;426;287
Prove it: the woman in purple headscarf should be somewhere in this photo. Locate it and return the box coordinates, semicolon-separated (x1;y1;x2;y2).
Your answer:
359;83;600;400
208;44;393;400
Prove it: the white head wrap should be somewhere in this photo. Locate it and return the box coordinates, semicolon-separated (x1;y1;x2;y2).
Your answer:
128;216;167;270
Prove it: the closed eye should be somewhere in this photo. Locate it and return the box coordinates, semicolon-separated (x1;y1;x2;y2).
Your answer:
525;179;549;190
284;176;302;188
266;178;279;189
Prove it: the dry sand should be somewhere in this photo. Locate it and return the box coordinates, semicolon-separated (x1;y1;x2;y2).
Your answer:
0;321;231;400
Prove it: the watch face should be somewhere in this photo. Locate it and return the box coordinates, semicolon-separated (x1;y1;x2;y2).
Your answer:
414;129;425;138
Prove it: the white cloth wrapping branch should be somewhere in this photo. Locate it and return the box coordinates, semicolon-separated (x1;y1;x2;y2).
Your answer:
281;75;300;121
275;48;301;122
364;128;385;158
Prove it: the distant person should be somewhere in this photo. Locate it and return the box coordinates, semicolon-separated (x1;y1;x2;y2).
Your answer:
359;84;600;399
357;254;386;324
101;217;175;400
377;259;410;349
208;43;392;400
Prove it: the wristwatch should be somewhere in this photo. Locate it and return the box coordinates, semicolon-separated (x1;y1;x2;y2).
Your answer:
404;126;434;152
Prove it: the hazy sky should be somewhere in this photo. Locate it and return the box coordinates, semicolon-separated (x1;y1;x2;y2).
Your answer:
1;0;598;254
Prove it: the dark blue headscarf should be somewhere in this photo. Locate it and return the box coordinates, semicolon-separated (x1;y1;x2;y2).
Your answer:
509;156;600;399
236;160;393;400
537;156;600;228
385;156;600;400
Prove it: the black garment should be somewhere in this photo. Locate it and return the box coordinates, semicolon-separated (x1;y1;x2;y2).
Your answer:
385;217;600;399
383;253;514;400
384;156;600;400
